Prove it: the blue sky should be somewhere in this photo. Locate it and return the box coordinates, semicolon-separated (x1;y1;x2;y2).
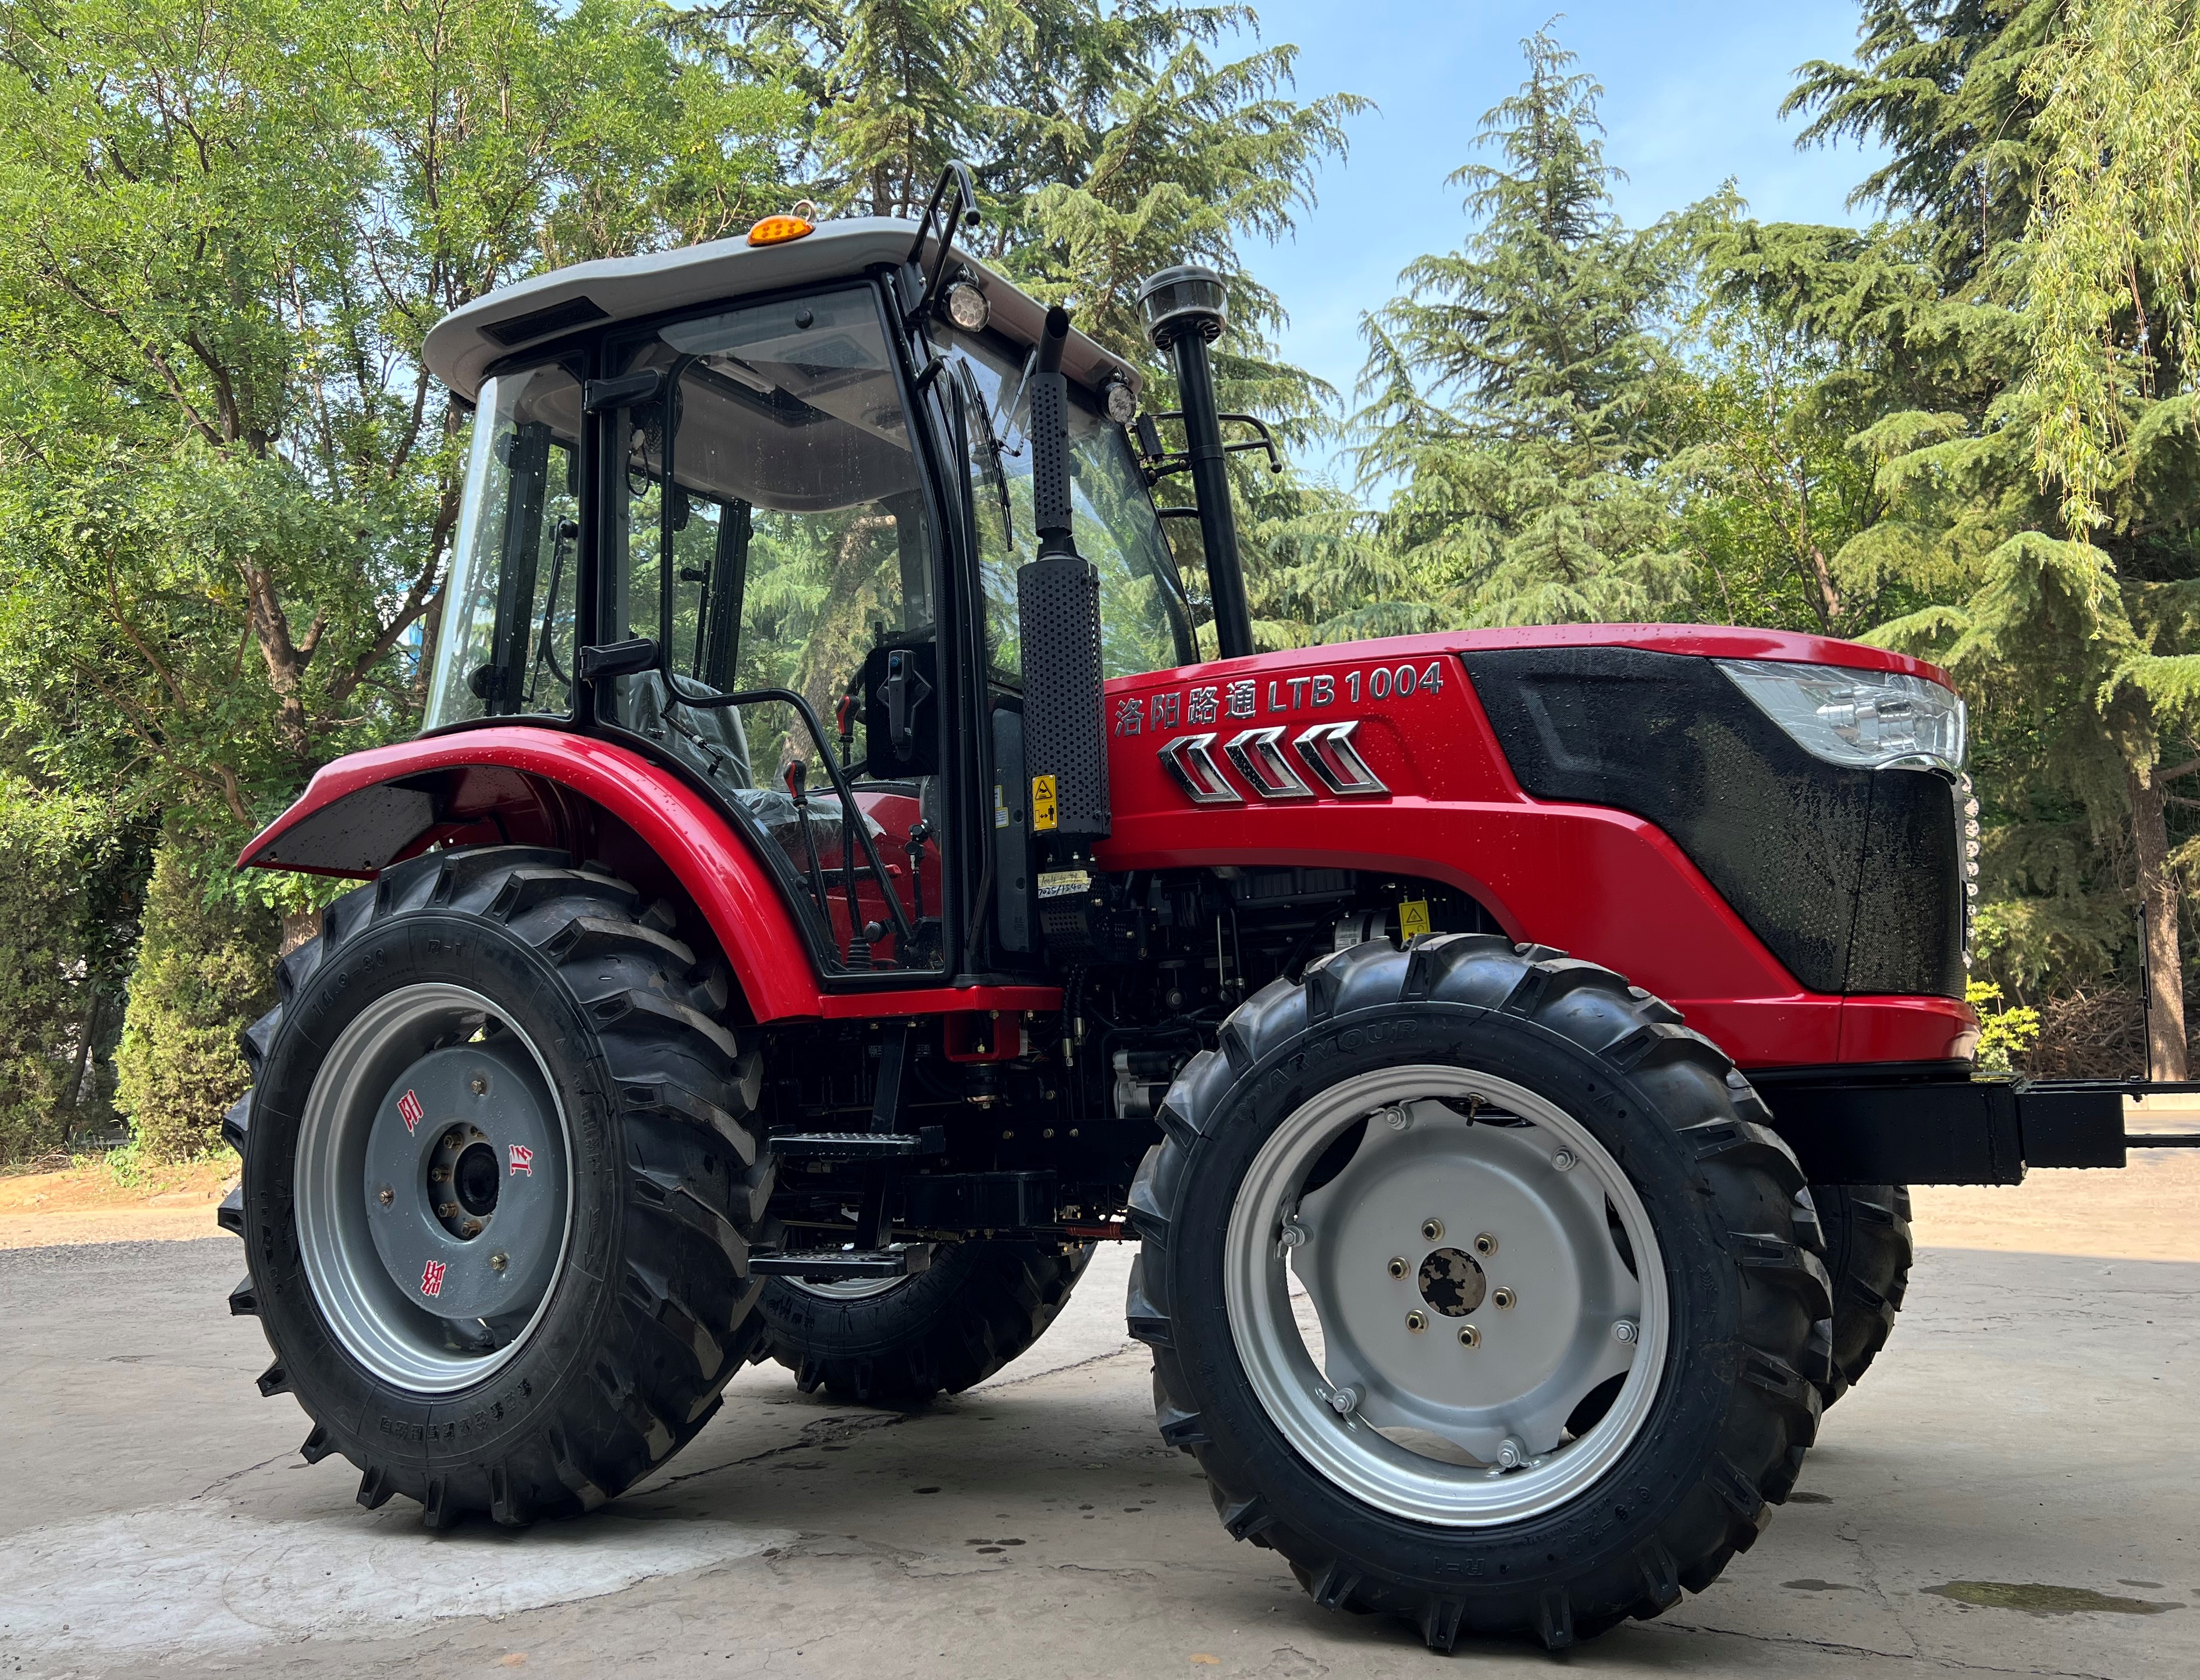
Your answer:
1222;1;1890;479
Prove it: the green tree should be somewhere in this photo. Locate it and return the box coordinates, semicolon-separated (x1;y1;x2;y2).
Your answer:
1703;0;2200;1077
1355;29;1694;627
0;0;792;863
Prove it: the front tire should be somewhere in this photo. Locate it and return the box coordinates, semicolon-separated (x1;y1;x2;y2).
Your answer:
758;1239;1093;1404
1128;936;1832;1649
1813;1184;1912;1404
221;846;773;1528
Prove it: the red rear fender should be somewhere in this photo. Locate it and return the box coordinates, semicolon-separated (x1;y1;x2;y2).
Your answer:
240;728;823;1023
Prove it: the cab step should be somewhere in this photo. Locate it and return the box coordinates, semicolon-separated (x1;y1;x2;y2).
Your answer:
749;1242;934;1280
767;1126;944;1160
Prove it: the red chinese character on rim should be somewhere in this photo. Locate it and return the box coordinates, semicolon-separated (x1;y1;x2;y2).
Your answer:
508;1144;534;1177
420;1259;446;1298
397;1089;424;1134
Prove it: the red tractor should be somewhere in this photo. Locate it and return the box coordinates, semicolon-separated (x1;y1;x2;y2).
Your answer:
220;173;2165;1650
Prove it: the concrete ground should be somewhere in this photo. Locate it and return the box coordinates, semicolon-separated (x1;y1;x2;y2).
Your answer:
1;1156;2195;1679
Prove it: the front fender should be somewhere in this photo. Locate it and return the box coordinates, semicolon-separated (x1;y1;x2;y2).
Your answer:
240;727;826;1023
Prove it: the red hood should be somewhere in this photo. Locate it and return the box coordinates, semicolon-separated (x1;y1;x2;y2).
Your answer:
1107;623;1953;695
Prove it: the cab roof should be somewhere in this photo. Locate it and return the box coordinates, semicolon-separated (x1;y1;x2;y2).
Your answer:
422;217;1141;403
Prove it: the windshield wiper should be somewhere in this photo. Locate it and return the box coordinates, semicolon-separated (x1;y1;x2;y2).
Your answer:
957;362;1017;549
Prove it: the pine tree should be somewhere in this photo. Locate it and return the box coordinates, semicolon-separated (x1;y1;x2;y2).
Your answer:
1710;0;2200;1077
1355;29;1693;627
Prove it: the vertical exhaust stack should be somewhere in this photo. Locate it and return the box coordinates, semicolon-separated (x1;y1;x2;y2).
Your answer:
1018;305;1110;852
1137;265;1254;661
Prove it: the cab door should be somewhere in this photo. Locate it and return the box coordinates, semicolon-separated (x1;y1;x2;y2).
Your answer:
587;281;961;983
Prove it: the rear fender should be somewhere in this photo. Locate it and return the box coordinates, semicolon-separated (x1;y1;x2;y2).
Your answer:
238;727;823;1021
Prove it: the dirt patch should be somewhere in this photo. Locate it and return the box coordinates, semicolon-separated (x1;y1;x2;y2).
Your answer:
0;1156;237;1248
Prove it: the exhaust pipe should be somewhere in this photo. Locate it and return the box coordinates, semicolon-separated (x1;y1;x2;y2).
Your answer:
1138;265;1254;661
1017;306;1110;849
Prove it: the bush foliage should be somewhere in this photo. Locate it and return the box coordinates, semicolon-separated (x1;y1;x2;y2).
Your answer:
113;839;276;1163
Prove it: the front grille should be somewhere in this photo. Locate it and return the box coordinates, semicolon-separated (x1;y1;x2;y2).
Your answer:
1463;646;1966;998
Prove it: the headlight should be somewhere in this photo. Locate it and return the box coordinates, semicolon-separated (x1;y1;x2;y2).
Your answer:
940;278;990;333
1718;659;1965;773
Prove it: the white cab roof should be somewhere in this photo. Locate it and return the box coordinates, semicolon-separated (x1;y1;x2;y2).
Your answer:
421;217;1140;401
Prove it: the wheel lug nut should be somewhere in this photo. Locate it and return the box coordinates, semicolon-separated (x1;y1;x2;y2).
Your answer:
1458;1325;1480;1348
1405;1309;1428;1333
1380;1105;1412;1132
1492;1286;1516;1309
1278;1220;1307;1250
1420;1218;1443;1242
1387;1256;1408;1279
1552;1147;1577;1172
378;1186;394;1207
470;1076;488;1096
1495;1436;1527;1469
1473;1231;1498;1257
1327;1386;1359;1416
491;1251;509;1273
1613;1319;1639;1344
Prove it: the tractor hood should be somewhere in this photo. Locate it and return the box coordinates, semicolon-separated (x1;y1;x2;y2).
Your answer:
422;217;1140;404
1094;624;1972;1059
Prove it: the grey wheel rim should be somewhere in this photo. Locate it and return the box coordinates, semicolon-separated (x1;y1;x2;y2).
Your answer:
781;1275;908;1302
1225;1065;1669;1526
293;983;575;1394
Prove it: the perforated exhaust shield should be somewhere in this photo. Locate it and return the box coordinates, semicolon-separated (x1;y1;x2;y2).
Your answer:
1017;554;1109;839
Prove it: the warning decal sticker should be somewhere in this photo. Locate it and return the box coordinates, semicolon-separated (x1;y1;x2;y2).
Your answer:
397;1090;425;1134
508;1144;534;1176
420;1259;446;1298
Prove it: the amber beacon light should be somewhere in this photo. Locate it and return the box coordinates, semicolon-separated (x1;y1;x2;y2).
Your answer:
747;214;815;247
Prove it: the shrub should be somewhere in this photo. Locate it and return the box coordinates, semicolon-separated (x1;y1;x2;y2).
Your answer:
114;837;277;1162
0;781;143;1161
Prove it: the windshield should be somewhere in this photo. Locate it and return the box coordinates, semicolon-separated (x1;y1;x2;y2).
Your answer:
942;330;1195;682
425;363;582;729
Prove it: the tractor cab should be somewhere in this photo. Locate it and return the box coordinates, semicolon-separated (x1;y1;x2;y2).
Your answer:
418;208;1193;983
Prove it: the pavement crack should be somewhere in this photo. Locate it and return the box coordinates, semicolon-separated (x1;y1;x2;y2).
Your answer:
649;1411;911;1490
1655;1619;2119;1680
981;1342;1142;1391
189;1451;289;1501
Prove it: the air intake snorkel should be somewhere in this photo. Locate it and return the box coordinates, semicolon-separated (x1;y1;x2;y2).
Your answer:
1017;307;1111;856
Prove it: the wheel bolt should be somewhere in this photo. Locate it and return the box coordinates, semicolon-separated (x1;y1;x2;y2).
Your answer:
378;1186;393;1207
1613;1319;1638;1344
1380;1105;1412;1132
1278;1220;1307;1250
1496;1437;1527;1469
1458;1325;1480;1348
1387;1256;1408;1279
1492;1287;1516;1309
1420;1218;1443;1242
1327;1386;1359;1416
1405;1309;1428;1333
1552;1147;1577;1172
490;1252;509;1273
471;1075;488;1096
1473;1231;1498;1257
462;1219;482;1238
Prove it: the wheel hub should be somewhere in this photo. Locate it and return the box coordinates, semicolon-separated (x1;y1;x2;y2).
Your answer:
1225;1065;1669;1526
294;983;574;1393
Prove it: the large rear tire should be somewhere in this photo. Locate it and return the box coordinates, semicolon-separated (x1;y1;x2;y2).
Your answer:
1128;936;1833;1650
1812;1183;1912;1404
220;846;772;1528
759;1239;1092;1404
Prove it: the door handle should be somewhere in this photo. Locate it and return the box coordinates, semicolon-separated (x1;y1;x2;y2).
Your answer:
884;648;933;757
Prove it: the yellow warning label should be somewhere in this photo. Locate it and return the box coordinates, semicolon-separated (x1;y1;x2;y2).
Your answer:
1398;898;1432;941
1030;774;1059;832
